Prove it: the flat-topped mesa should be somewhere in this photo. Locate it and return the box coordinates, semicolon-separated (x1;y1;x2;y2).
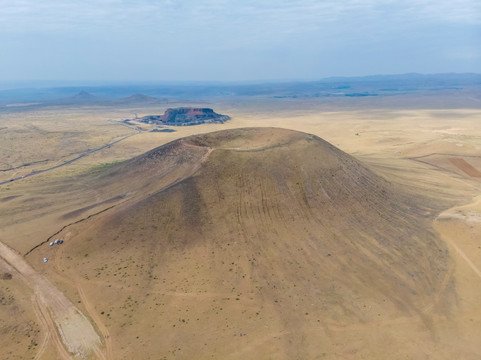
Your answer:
140;107;230;126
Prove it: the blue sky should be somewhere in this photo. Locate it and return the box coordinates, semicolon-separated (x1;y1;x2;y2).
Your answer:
1;0;480;81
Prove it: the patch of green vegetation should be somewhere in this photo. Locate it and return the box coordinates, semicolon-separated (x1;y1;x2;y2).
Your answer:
89;160;125;174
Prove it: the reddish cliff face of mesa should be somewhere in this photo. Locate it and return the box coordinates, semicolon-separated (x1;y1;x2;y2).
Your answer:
174;108;207;116
140;107;230;126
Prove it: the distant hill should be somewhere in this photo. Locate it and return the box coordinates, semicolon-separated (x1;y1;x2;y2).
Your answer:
109;93;168;105
118;93;158;102
70;90;100;102
44;91;104;105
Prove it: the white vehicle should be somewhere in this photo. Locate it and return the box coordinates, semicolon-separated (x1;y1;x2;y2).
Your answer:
49;242;54;246
43;258;48;263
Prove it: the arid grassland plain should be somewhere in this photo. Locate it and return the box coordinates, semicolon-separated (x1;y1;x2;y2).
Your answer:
1;89;481;359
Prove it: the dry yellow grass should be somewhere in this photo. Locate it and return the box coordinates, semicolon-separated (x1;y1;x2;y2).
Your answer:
1;101;481;359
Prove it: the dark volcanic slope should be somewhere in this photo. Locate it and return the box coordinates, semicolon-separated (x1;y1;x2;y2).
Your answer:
57;128;454;359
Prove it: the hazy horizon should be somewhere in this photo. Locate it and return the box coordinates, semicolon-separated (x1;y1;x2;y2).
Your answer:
1;0;480;82
0;71;478;86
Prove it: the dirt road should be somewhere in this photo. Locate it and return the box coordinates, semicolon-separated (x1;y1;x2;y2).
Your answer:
0;130;140;186
0;240;102;359
77;285;112;360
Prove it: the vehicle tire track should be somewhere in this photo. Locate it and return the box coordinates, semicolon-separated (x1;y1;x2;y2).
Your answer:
0;130;140;186
0;240;101;359
77;284;112;360
442;234;481;280
32;295;51;360
33;294;73;360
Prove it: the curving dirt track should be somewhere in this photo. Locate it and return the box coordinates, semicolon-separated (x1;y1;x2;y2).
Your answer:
32;296;51;360
32;293;74;360
0;240;102;359
77;285;112;360
0;129;140;186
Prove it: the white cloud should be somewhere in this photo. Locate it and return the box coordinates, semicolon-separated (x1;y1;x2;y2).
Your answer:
0;0;479;80
1;0;479;34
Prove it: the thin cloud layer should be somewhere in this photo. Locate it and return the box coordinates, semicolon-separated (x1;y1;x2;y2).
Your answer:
0;0;479;81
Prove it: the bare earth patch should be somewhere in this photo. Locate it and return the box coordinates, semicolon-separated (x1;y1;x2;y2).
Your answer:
448;157;481;177
0;241;101;359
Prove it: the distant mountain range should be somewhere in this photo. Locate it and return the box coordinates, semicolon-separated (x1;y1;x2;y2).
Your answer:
40;91;172;106
0;91;185;111
0;73;480;108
